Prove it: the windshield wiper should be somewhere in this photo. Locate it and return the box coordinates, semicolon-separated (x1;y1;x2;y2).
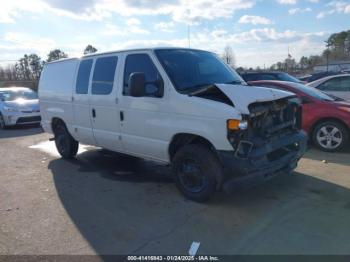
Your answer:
185;80;245;96
185;84;216;96
224;80;244;85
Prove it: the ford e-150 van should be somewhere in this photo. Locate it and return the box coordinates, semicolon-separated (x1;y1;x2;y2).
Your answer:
39;48;307;201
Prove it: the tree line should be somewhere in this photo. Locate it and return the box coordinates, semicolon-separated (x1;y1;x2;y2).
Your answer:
270;29;350;74
0;45;97;89
235;29;350;74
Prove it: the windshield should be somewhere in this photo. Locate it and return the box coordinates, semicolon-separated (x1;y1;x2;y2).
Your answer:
288;82;334;101
277;73;301;83
0;89;38;101
155;49;246;93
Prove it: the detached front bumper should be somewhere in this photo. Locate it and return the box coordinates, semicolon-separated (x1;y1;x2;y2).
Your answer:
217;131;307;193
2;111;41;126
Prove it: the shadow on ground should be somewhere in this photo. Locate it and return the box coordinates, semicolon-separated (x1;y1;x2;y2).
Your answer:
49;149;350;255
0;124;43;139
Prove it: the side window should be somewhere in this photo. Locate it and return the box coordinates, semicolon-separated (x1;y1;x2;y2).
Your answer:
242;74;256;81
76;59;93;94
318;78;342;91
260;74;277;80
339;77;350;91
123;54;162;97
92;56;118;95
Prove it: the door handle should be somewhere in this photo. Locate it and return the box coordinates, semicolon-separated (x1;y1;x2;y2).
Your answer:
120;111;124;121
92;108;96;118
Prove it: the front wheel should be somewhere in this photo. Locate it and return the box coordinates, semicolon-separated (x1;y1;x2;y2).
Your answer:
172;144;221;202
312;121;349;152
53;122;79;159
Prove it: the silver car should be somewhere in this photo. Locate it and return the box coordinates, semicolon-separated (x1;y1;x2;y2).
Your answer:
307;74;350;101
0;87;41;129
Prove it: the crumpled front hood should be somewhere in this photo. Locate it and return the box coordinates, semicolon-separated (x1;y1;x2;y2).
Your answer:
4;99;40;111
215;84;295;114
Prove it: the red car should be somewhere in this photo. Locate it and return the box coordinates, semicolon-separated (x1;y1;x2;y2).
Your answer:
249;80;350;152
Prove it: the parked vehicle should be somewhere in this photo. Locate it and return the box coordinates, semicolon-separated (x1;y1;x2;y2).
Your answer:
249;80;350;152
297;75;312;82
307;74;350;101
39;48;307;201
0;87;41;129
301;71;341;83
240;71;302;83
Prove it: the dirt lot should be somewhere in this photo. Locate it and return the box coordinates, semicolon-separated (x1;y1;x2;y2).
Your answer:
1;126;350;255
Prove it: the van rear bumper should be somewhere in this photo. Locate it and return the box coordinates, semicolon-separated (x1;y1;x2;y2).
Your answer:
217;131;307;193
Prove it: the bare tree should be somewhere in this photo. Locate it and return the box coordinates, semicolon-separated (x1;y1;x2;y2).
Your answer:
222;45;236;68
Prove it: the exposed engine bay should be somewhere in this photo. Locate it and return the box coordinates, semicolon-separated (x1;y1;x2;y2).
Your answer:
248;97;302;138
189;84;303;160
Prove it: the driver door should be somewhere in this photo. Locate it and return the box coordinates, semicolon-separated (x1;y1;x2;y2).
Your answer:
118;52;168;161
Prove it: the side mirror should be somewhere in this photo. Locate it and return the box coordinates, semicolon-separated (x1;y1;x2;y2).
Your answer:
153;77;164;97
129;72;164;98
129;72;146;97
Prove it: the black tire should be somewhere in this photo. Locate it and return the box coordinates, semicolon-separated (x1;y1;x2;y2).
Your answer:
172;144;221;202
53;122;79;159
312;120;349;152
0;112;6;129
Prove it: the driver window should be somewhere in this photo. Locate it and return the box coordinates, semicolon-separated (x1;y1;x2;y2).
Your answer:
123;54;163;97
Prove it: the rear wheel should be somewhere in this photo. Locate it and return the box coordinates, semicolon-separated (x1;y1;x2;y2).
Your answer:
172;144;221;202
0;113;6;129
312;121;348;152
53;121;79;159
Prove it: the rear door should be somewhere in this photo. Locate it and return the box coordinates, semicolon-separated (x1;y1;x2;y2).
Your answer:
89;55;123;151
73;59;96;145
317;76;350;101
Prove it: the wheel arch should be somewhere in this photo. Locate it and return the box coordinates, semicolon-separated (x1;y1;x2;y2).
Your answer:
51;117;67;133
168;133;217;162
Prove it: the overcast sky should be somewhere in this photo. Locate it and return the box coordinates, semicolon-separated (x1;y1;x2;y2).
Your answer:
0;0;349;67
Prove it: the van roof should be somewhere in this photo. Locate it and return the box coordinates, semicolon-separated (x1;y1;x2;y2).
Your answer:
45;57;79;65
83;47;209;58
46;47;211;64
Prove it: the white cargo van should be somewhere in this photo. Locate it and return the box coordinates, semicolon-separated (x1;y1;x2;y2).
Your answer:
39;48;307;201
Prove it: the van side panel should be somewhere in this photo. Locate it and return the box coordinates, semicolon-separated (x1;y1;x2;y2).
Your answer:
39;59;79;134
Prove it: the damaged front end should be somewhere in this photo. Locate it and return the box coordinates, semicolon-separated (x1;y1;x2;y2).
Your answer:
219;96;307;193
229;96;303;158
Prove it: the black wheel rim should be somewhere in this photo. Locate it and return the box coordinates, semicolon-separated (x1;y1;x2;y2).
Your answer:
178;159;206;193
